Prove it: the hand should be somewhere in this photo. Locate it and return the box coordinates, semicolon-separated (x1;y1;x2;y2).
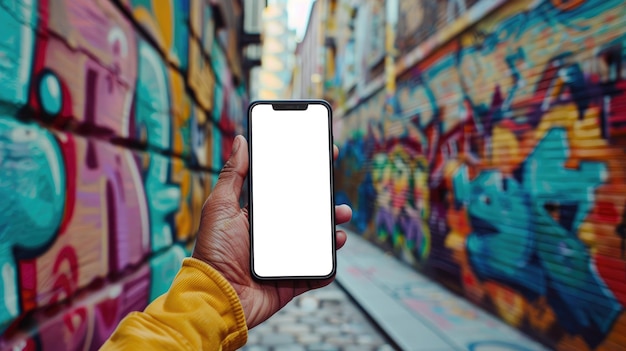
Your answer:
192;135;352;329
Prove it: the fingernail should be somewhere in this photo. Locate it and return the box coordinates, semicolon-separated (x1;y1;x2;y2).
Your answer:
231;136;241;156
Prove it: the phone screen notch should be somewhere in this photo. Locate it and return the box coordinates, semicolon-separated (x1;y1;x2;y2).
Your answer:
271;103;309;111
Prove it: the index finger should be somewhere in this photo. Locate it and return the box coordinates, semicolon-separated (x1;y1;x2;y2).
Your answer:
333;145;338;160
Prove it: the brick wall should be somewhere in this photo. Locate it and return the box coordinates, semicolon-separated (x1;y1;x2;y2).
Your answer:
332;0;626;349
0;0;247;349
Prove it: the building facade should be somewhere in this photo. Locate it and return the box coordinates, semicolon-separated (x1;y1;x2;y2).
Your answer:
323;0;626;350
291;0;323;99
256;0;297;100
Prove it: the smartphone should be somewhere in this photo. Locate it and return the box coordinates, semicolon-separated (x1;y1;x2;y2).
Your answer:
248;100;335;280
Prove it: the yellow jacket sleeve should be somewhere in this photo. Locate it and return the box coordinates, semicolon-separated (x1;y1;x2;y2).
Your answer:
100;257;248;351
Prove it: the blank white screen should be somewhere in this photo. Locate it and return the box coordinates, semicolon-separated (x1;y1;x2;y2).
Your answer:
250;103;334;278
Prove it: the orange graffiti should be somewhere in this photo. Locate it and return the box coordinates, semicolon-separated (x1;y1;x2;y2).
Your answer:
551;0;586;11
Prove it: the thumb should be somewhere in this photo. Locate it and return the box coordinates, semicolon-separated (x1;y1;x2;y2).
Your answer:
209;135;248;208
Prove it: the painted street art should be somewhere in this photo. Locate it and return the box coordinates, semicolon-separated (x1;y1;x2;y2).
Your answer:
0;0;247;349
334;0;626;349
0;118;65;335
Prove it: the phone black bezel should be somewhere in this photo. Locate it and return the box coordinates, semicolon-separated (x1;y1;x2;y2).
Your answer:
247;99;336;281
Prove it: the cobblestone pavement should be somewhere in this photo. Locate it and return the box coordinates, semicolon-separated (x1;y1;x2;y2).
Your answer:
239;282;398;351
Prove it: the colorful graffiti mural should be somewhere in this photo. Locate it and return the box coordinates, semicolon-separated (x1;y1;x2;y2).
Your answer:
0;0;247;349
334;0;626;349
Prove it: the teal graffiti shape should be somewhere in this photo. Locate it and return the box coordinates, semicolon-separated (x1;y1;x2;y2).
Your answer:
136;41;181;252
0;117;66;332
0;0;38;113
148;245;186;301
454;128;621;346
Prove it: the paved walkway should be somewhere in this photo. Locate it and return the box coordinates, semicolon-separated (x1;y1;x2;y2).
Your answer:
335;228;549;351
241;281;396;351
241;228;549;351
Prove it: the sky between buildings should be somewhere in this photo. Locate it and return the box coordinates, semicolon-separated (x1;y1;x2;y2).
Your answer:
268;0;314;41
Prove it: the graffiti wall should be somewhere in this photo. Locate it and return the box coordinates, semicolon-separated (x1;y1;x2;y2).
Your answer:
0;0;247;349
334;0;626;349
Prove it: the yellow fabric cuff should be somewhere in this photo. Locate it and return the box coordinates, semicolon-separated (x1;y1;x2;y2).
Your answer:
101;257;248;351
179;257;249;350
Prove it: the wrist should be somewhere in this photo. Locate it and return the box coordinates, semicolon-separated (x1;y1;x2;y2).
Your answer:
190;251;259;328
237;290;264;329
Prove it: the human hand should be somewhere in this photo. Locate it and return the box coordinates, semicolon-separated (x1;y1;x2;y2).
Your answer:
192;135;352;329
